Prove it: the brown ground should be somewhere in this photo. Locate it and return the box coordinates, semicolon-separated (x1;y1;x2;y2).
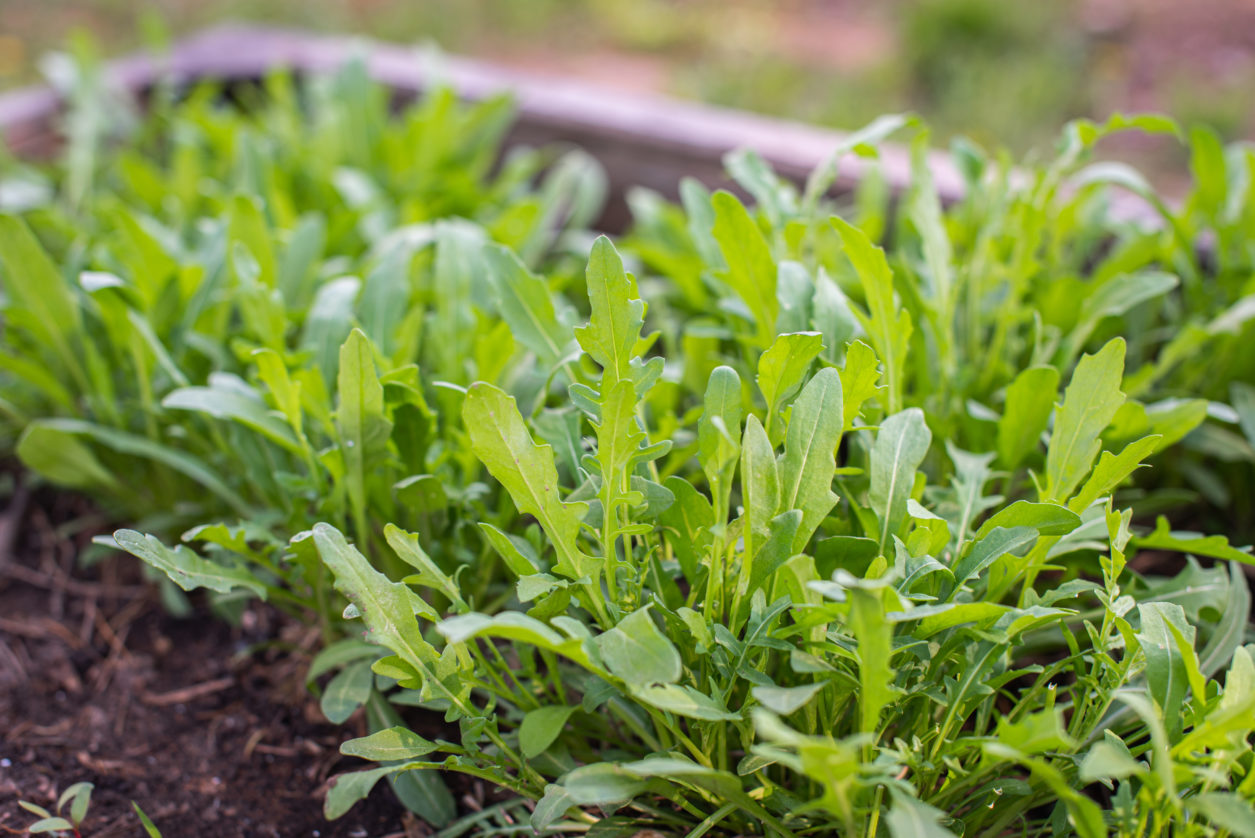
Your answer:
0;484;429;837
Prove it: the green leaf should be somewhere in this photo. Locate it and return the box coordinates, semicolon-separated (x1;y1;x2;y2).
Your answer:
485;244;574;371
478;522;541;577
1070;435;1160;512
1136;602;1194;738
1133;516;1254;565
531;784;577;831
114;529;266;598
576;236;644;387
277;213;326;307
163;384;302;453
0;214;83;375
312;524;440;676
905;131;955;318
1068;271;1178;356
307;639;380;685
18;801;50;818
832;215;911;414
950;527;1038;592
869;408;931;550
752;682;825;715
849;586;894;736
1079;733;1145;783
659;477;714;586
885;789;957;838
838;339;882;427
320;659;374;724
596;608;681;687
1143;398;1207;451
973;501;1081;541
757;331;824;437
463;383;594;581
982;744;1106;838
698;365;743;497
711;191;777;344
803;113;912;208
19;419;250;515
337;329;393;534
993;707;1074;755
341;726;439;761
1185;793;1255;838
623;756;742;799
1233;381;1255;447
437;612;596;672
358;247;409;355
59;782;92;826
560;763;647;807
425;219;487;382
726;147;795;227
366;693;455;827
29;818;75;833
779;367;844;551
520;705;578;758
384;525;465;609
741;414;780;560
1044;338;1126;502
1200;563;1251;678
516;572;563;602
301;276;361;384
591;379;652;545
997;366;1059;469
325;765;402;820
621;757;795;835
132;803;162;838
633;683;740;721
17;422;118;490
252;348;304;437
228;194;277;287
1177;646;1255;755
746;510;803;604
914;601;1008;638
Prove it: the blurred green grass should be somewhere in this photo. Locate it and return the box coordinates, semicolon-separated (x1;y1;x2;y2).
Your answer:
1;0;1250;162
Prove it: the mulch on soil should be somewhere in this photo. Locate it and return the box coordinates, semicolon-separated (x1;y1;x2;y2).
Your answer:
0;484;427;838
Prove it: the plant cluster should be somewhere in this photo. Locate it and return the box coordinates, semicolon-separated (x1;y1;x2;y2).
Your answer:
3;65;1254;836
311;238;1255;837
1;60;603;619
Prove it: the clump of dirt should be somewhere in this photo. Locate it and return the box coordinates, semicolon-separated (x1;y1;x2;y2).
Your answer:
0;485;423;837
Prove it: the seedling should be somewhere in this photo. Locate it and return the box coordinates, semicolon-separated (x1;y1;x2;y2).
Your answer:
19;783;92;837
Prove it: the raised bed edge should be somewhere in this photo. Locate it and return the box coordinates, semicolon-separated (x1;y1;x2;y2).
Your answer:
0;24;966;220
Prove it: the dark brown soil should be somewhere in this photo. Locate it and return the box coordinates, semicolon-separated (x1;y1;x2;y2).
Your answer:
0;485;426;838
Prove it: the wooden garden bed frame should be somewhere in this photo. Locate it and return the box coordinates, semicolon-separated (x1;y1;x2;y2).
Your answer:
0;23;971;228
0;24;1163;230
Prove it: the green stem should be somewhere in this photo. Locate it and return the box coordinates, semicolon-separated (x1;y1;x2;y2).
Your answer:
865;786;884;838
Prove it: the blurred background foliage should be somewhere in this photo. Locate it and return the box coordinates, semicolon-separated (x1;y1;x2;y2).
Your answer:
2;0;1253;177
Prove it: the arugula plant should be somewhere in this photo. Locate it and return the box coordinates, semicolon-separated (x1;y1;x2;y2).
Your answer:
5;50;1253;835
0;58;605;630
624;113;1255;532
314;237;1255;836
0;59;603;531
100;217;610;627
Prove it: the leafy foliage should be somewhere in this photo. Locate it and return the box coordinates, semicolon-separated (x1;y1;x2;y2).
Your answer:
0;62;605;625
625;114;1255;534
316;237;1255;836
3;59;1254;837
